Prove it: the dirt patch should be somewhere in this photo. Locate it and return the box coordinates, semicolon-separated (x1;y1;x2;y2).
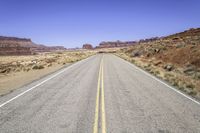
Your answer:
155;45;200;68
0;64;63;96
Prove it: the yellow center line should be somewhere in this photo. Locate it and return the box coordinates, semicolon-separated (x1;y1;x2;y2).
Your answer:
93;55;107;133
93;58;102;133
101;59;106;133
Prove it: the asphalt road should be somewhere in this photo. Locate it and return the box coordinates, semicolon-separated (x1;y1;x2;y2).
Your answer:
0;54;200;133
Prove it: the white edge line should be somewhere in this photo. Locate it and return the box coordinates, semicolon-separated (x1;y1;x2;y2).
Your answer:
0;56;92;108
115;55;200;105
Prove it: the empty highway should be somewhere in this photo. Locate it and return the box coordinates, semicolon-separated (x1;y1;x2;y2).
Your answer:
0;54;200;133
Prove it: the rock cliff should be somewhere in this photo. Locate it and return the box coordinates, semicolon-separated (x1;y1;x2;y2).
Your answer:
0;36;66;55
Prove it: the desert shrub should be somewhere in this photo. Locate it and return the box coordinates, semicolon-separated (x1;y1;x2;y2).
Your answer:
186;83;195;89
56;52;63;54
0;68;11;73
32;65;44;70
131;59;135;63
193;72;200;80
189;91;197;96
171;79;178;87
177;81;185;88
144;67;151;72
164;73;174;80
15;68;21;72
178;86;184;90
154;70;160;75
165;73;174;77
46;58;56;63
47;63;52;67
23;68;30;72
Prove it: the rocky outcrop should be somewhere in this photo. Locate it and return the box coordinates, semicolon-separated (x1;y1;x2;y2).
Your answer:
138;37;159;43
0;47;32;55
0;36;66;55
119;28;200;67
117;28;200;100
82;44;93;49
0;36;34;55
31;45;66;53
50;46;66;50
0;36;34;47
96;40;136;48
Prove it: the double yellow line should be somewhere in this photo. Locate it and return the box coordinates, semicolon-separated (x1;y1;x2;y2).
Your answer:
93;56;106;133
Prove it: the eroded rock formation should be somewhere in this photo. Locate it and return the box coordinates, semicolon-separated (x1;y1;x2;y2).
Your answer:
0;36;66;55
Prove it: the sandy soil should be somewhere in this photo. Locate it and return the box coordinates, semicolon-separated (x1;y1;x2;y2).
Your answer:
0;50;96;96
0;64;65;96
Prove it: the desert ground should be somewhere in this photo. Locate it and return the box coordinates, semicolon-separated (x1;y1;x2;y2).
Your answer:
0;50;96;96
115;28;200;100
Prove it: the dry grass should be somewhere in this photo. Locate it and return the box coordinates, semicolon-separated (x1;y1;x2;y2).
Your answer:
0;50;96;96
115;52;200;100
114;28;200;100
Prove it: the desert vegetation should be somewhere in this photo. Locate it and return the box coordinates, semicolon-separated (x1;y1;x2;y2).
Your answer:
0;50;96;96
115;28;200;100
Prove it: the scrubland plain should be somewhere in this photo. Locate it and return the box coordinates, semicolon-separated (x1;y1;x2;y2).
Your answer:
0;50;96;96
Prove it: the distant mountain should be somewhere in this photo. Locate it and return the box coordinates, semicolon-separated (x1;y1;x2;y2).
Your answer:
82;44;93;49
0;36;66;55
96;40;136;48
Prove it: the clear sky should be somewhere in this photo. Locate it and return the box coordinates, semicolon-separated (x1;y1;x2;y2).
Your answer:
0;0;200;48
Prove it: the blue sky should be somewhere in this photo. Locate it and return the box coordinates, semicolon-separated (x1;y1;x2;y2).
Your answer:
0;0;200;48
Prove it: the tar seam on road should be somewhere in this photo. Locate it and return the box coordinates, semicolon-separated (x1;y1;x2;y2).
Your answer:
93;55;107;133
0;57;91;108
115;55;200;105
